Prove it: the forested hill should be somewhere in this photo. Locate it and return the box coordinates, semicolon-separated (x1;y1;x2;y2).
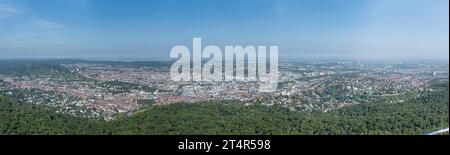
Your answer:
0;83;448;135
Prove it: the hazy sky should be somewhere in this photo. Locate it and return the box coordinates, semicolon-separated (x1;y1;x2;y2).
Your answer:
0;0;448;59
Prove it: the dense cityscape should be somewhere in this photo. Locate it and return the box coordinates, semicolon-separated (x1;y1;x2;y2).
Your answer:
0;1;449;153
1;59;448;122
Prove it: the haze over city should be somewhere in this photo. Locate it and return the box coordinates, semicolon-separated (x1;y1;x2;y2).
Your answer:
0;0;448;60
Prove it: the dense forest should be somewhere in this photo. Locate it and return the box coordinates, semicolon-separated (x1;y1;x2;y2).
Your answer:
0;83;448;135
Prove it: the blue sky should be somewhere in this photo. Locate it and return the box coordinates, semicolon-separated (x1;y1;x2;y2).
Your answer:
0;0;448;59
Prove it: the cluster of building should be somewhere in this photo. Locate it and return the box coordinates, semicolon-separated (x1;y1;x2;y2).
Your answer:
0;60;447;120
